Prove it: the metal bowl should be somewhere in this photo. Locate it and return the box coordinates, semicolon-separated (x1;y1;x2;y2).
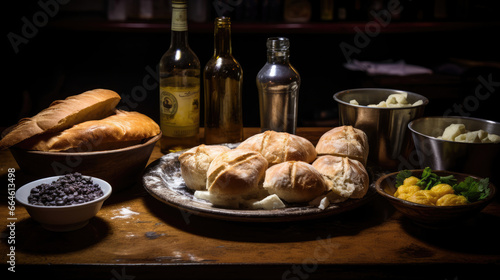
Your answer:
333;88;428;170
408;116;500;182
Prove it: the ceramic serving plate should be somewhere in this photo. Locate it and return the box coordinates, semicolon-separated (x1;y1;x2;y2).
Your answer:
142;144;377;222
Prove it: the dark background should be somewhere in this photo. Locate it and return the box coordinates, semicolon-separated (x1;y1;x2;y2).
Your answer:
4;0;500;132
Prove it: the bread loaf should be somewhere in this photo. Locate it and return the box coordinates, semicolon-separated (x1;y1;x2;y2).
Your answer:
237;131;317;166
315;126;369;165
179;144;231;190
312;155;369;199
206;149;268;207
18;110;160;152
263;161;328;203
0;89;121;150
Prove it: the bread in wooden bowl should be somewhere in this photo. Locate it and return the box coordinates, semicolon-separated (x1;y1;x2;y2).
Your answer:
17;110;160;152
0;89;121;150
236;130;317;166
1;89;161;190
315;126;369;165
178;144;231;191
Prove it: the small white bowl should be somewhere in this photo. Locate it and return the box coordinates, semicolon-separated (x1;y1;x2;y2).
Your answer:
16;175;112;231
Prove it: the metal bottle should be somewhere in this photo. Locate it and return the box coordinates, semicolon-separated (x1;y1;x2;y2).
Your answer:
256;37;300;134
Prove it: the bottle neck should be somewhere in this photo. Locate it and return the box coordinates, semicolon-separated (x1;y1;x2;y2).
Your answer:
266;37;291;64
171;30;188;48
170;1;189;48
214;18;232;56
267;50;290;64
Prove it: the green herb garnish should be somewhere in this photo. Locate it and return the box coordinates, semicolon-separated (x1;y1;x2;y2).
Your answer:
395;169;412;187
453;177;491;203
416;167;457;190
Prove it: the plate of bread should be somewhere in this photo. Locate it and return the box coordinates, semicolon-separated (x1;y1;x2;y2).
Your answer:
143;127;377;222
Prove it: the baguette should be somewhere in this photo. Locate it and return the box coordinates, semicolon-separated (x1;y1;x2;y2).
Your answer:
0;89;121;150
18;110;160;152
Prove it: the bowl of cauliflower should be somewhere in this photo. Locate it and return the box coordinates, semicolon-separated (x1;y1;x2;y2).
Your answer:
408;116;500;182
375;168;496;226
334;88;428;170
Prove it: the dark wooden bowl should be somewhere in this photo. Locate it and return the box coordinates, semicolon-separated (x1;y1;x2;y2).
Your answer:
375;169;496;226
10;133;161;191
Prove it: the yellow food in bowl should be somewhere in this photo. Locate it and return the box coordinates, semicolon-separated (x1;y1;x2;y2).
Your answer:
393;185;421;200
394;180;468;206
436;194;468;206
403;176;419;186
430;184;454;197
406;190;439;205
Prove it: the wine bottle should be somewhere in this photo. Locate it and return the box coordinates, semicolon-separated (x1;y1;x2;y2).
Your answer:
203;17;243;144
159;0;201;153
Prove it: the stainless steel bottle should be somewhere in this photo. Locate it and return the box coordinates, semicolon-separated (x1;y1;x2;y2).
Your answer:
256;37;300;134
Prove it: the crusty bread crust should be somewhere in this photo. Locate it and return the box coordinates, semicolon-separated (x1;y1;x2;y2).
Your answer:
179;144;231;191
312;155;369;199
207;149;268;197
237;130;317;166
263;161;328;203
18;110;159;152
0;89;121;150
315;126;369;165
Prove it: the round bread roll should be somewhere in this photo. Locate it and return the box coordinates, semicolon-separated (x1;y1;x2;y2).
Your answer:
178;144;231;190
312;155;369;199
206;149;268;206
237;130;317;166
263;161;328;203
316;126;369;165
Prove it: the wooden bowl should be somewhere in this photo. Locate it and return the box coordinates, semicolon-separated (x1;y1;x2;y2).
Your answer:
9;133;161;191
374;169;496;226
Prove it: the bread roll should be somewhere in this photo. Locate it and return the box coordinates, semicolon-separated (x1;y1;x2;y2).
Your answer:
312;155;369;199
237;131;317;166
316;126;369;165
18;110;160;152
206;149;268;207
179;144;231;190
0;89;121;150
263;161;328;203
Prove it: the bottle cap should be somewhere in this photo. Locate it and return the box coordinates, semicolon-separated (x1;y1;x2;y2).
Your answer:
267;37;290;51
215;17;231;27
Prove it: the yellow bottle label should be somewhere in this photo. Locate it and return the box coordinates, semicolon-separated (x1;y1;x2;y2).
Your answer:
160;85;200;137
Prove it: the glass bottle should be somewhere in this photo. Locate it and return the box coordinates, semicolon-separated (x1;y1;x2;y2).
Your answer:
256;37;300;134
203;17;243;144
159;0;201;153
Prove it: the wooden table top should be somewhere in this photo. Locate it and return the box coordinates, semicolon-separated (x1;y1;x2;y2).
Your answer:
1;127;499;280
